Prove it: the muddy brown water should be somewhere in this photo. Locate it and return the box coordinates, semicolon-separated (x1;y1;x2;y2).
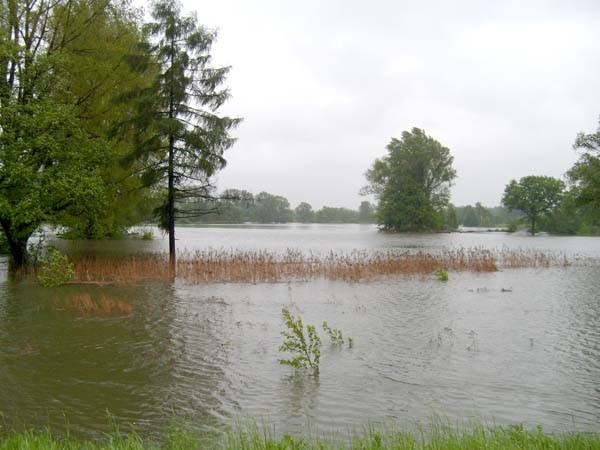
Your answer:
1;225;600;437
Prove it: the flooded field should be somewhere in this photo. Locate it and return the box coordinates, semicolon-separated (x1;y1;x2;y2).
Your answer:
1;225;599;437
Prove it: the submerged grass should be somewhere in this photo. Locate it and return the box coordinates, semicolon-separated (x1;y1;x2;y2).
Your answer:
44;246;574;285
1;423;600;449
52;292;134;317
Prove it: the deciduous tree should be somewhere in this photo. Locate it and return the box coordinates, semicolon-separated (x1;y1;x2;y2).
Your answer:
295;202;315;223
570;119;600;211
501;176;564;235
358;201;375;223
0;0;114;269
363;128;456;231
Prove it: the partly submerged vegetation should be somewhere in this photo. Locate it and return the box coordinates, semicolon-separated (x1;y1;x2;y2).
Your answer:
1;423;599;449
37;248;74;287
25;247;575;285
278;307;322;373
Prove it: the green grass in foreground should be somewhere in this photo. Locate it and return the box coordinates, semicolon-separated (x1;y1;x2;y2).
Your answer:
1;423;600;449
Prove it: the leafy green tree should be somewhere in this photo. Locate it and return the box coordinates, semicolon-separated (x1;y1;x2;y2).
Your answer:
253;192;293;223
52;0;158;238
501;176;565;235
358;201;375;223
216;189;254;223
0;0;113;269
460;205;479;227
445;203;458;230
363;128;456;231
474;202;493;227
569;119;600;211
544;188;600;235
457;204;522;228
126;0;240;269
315;206;359;223
294;202;315;223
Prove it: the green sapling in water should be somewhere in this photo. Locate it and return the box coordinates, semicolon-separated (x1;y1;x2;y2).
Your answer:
278;308;321;373
38;248;74;287
322;321;344;344
435;267;449;282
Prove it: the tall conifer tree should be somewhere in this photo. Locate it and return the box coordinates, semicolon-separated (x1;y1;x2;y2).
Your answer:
127;0;240;271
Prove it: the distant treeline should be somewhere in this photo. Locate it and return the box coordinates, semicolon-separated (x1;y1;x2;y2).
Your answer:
451;203;523;229
175;189;524;229
448;199;599;235
177;189;377;224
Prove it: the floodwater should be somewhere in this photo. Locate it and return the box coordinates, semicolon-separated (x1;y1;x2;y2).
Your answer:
1;224;600;437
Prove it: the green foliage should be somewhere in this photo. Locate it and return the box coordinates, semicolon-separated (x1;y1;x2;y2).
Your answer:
456;204;523;228
122;0;241;261
2;423;600;449
502;176;565;235
38;248;74;287
278;308;321;373
315;206;360;223
444;204;459;231
177;189;371;225
358;201;376;223
322;322;344;344
435;267;449;282
0;0;151;267
294;202;315;223
506;220;519;233
0;98;111;268
528;115;600;236
141;230;154;240
0;230;9;255
571;120;600;211
542;188;600;236
50;0;157;239
253;192;294;223
363;128;457;231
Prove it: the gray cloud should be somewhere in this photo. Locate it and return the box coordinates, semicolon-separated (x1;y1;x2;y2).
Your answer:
179;0;600;208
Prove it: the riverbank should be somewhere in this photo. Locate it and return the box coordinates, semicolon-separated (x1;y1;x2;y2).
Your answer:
1;424;599;449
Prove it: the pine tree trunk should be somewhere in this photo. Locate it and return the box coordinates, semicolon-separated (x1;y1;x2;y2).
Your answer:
168;134;176;277
167;33;176;278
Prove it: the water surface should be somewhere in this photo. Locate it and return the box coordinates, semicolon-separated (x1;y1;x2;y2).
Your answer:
1;225;599;437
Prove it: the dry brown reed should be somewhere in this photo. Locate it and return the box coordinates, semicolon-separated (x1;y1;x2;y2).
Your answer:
54;292;134;317
55;246;575;285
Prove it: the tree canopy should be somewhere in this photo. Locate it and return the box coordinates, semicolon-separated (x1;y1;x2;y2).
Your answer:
123;0;241;268
295;202;315;223
570;119;600;210
363;128;456;231
501;176;565;235
0;0;137;268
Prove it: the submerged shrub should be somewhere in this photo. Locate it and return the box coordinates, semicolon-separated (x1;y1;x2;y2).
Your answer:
278;308;321;373
38;248;74;287
322;321;344;344
141;229;154;240
435;267;449;282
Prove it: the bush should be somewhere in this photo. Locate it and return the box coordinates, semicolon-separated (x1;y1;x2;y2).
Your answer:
141;230;154;240
506;220;519;233
322;321;344;344
278;308;321;373
435;267;449;282
38;248;74;287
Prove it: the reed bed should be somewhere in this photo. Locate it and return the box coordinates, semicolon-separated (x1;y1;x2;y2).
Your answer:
52;292;134;317
58;246;575;285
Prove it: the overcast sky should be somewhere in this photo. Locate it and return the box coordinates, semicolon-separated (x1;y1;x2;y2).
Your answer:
162;0;600;209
